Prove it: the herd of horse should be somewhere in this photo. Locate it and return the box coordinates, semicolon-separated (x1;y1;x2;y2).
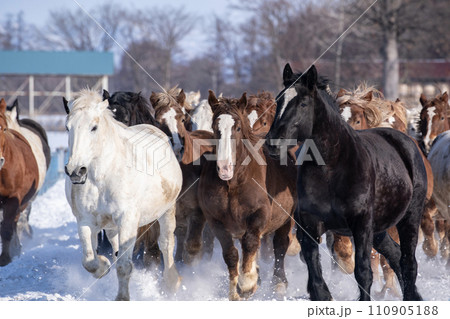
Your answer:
0;64;448;302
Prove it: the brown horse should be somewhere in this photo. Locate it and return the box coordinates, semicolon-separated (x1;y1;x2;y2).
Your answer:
198;90;297;300
152;88;215;264
336;87;437;298
0;98;39;266
418;92;449;154
246;92;276;135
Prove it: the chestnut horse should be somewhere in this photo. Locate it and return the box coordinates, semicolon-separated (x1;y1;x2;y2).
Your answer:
336;86;437;298
0;98;39;266
152;88;215;264
198;91;297;300
266;64;427;301
418;92;449;154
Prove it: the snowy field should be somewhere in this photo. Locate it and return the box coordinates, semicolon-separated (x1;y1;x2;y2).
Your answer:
0;178;449;301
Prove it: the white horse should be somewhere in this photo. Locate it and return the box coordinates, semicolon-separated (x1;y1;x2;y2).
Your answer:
191;99;213;132
64;89;182;300
428;131;450;265
185;90;201;108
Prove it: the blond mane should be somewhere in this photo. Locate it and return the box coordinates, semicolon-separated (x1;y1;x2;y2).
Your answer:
337;83;407;129
151;86;192;112
70;88;103;113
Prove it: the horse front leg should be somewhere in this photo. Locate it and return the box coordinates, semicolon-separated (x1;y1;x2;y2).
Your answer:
238;211;267;299
421;200;438;258
115;216;139;301
78;223;111;279
0;198;20;266
158;205;181;294
272;218;292;299
183;208;207;265
209;219;240;300
351;214;374;301
299;212;332;300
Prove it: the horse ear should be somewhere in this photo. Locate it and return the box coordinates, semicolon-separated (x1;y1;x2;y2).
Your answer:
419;93;427;106
305;65;317;91
362;91;373;102
441;92;448;103
62;97;70;114
177;89;186;106
337;89;347;98
395;98;401;102
208;90;219;111
150;92;158;108
102;89;110;101
0;99;6;114
9;99;19;121
283;63;294;84
238;92;248;110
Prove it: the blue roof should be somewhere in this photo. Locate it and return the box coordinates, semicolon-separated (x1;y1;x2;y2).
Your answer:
0;51;114;75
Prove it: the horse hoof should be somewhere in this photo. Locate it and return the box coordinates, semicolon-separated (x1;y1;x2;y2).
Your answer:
164;266;181;294
93;255;111;278
115;294;130;301
0;254;12;267
274;282;288;300
237;282;258;300
229;292;241;301
422;239;438;257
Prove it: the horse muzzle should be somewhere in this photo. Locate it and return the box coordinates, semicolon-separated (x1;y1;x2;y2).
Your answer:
0;157;4;170
65;165;88;184
217;161;234;181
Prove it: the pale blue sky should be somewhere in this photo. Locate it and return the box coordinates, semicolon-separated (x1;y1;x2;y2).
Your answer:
3;0;243;59
3;0;234;27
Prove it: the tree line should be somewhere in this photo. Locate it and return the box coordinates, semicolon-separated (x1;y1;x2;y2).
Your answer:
0;0;448;113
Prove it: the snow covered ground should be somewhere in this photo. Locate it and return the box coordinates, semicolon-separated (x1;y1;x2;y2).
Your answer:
0;179;448;301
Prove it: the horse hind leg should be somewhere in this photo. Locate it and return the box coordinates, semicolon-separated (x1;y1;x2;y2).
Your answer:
421;200;438;258
17;204;33;240
158;205;181;294
437;220;450;260
396;210;423;301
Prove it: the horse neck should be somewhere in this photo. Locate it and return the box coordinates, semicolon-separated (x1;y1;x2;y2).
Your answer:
181;126;195;165
311;92;360;166
233;131;263;184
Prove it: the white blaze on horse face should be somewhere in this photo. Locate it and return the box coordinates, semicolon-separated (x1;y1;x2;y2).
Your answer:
279;87;297;119
388;116;396;125
217;114;235;180
248;110;258;128
341;106;352;123
424;106;436;151
162;108;183;158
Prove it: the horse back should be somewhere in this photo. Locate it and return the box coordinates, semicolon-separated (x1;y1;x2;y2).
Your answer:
19;118;51;169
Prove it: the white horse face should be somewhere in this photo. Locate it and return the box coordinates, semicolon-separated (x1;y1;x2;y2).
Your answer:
65;100;108;184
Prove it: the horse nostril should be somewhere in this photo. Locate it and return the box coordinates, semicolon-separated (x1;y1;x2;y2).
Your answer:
64;165;70;176
79;167;87;176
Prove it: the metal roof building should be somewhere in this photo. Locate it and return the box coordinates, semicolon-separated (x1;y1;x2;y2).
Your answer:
0;51;114;115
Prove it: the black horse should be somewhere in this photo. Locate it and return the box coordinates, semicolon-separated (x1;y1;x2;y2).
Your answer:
266;64;427;301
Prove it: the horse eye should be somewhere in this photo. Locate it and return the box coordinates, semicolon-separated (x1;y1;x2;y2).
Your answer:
441;117;445;121
182;118;185;123
263;122;267;126
91;125;98;132
301;103;307;107
356;120;360;124
112;108;117;113
237;127;241;132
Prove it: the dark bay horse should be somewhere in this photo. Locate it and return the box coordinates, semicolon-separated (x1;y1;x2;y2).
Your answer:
198;91;297;300
337;87;437;298
152;88;215;264
266;64;427;301
0;99;39;266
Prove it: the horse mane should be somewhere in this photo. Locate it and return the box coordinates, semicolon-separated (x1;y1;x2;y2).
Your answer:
152;86;192;112
71;88;103;113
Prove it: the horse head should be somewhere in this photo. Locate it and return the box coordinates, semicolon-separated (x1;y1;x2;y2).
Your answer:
266;63;319;157
153;88;188;161
418;92;449;154
65;90;111;184
209;90;254;181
